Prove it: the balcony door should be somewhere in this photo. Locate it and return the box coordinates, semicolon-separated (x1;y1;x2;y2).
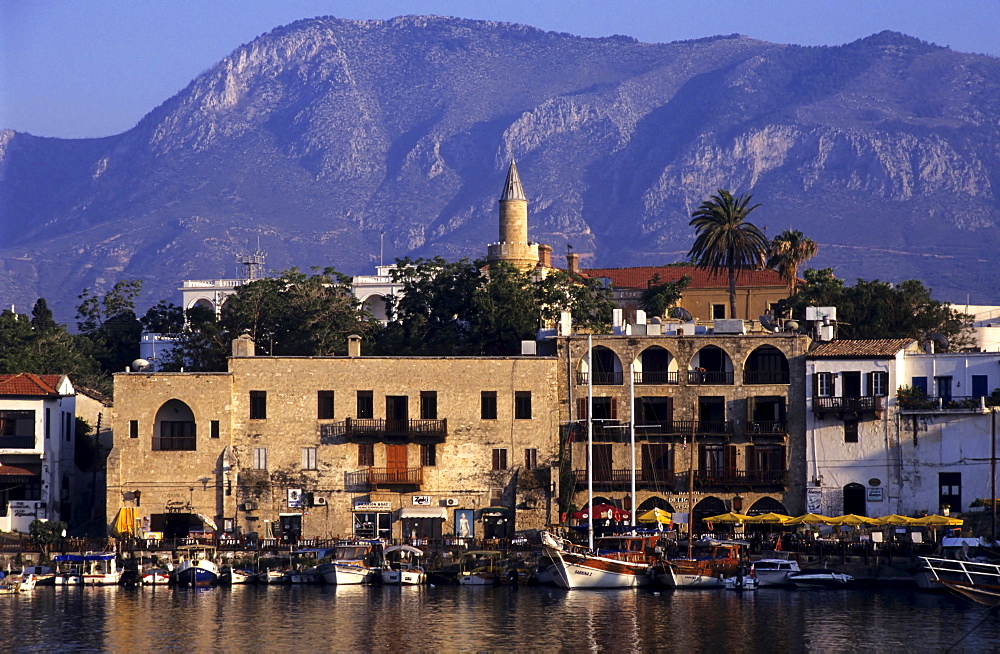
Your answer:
593;444;613;482
842;371;861;397
386;396;409;435
386;444;408;482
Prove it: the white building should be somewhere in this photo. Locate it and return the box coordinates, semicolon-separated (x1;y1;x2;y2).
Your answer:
805;339;1000;518
0;374;79;532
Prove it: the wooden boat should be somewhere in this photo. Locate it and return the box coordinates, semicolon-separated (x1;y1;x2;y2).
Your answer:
256;569;288;585
654;540;744;589
381;545;426;585
788;568;853;589
920;556;1000;606
219;566;254;585
174;546;219;587
140;568;172;585
318;540;382;585
457;551;505;586
21;565;55;586
541;532;657;589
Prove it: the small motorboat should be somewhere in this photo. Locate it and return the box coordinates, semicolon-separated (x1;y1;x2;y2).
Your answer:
752;556;801;587
789;569;853;589
381;545;426;585
723;565;759;590
174;546;220;587
219;566;255;585
318;540;383;585
140;568;172;586
0;574;36;594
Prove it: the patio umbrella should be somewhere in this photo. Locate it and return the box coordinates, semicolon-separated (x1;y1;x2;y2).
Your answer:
827;514;879;526
702;512;751;523
911;514;963;527
873;514;916;525
784;513;836;525
572;503;628;521
637;508;672;524
745;512;792;524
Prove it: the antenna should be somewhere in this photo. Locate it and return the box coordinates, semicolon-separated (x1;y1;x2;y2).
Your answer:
237;237;268;283
380;231;384;269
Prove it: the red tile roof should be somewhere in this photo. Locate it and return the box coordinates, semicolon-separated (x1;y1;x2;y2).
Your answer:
0;464;38;477
581;266;785;290
0;373;63;396
809;339;916;358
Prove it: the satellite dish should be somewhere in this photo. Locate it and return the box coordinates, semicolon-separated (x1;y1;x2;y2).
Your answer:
785;320;799;332
759;315;777;333
929;333;949;351
670;307;694;322
131;359;152;372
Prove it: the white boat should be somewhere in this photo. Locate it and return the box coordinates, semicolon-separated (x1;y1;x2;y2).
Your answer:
140;568;172;585
318;540;382;585
788;569;853;589
0;574;36;594
52;554;84;585
752;555;801;587
381;545;426;585
723;572;759;591
541;532;655;589
456;551;505;586
174;546;219;587
81;553;122;586
21;565;55;586
256;569;288;585
920;556;1000;606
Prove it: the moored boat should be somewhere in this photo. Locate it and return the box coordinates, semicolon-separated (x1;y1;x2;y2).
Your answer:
52;554;84;586
751;554;801;587
920;556;1000;606
654;539;744;589
81;553;123;586
788;568;853;589
541;532;656;589
219;566;254;585
381;545;426;585
318;540;383;585
0;573;36;594
174;546;219;587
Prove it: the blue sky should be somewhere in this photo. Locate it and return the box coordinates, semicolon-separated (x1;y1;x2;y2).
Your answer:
3;0;998;138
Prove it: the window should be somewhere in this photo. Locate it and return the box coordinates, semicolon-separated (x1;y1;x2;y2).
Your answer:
911;376;928;395
712;304;726;320
481;391;498;420
844;419;859;443
357;391;374;419
972;375;989;398
250;391;267;420
358;442;375;467
45;408;50;439
129;420;139;439
490;488;504;505
253;447;267;470
317;391;335;419
210;420;220;439
64;411;72;441
0;411;34;447
302;447;317;470
155;421;196;451
514;391;532;420
524;448;538;470
577;397;618;420
420;392;438;420
816;373;834;397
870;371;888;397
492;448;509;471
420;443;437;467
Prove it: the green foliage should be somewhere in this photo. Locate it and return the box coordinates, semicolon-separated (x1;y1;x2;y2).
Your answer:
688;190;769;318
776;268;974;347
0;307;104;390
76;280;144;376
535;270;614;333
140;301;185;334
30;299;57;332
30;519;66;553
639;274;691;318
767;229;818;294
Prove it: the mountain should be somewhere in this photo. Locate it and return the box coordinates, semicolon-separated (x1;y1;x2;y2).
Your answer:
3;16;1000;321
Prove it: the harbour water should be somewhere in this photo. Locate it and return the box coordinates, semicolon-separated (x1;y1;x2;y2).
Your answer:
4;584;998;652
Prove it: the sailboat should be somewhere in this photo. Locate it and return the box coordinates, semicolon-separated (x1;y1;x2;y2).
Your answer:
542;337;659;588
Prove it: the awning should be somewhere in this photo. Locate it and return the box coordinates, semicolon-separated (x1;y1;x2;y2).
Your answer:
0;464;38;485
399;507;448;519
479;507;510;519
112;507;140;538
196;513;218;531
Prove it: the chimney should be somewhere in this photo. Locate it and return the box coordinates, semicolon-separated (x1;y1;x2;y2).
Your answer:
348;334;362;357
232;334;255;357
566;251;579;274
538;243;552;268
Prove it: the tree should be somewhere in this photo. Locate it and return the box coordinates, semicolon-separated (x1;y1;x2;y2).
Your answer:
535;270;615;333
76;280;144;375
767;229;818;294
30;519;67;557
0;307;104;391
688;190;769;319
30;298;57;332
140;301;185;334
639;274;691;318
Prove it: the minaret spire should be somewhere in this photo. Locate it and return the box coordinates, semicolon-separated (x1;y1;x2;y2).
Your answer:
500;159;526;202
486;159;539;271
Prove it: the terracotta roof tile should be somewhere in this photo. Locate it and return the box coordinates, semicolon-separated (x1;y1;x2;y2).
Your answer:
808;339;916;358
0;373;63;396
580;266;785;290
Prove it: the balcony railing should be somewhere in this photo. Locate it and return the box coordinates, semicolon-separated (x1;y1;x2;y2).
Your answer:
0;436;35;449
327;418;447;441
813;396;883;415
687;371;734;385
898;395;988;414
576;371;625;386
572;469;677;488
746;420;787;437
743;371;790;385
693;469;787;488
633;371;680;385
345;467;423;488
152;437;197;451
570;420;734;440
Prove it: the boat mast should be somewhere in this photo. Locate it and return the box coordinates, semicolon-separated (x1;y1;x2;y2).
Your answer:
587;334;594;552
630;361;636;529
687;401;696;560
992;407;997;545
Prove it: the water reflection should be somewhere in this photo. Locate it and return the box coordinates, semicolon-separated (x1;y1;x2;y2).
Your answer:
5;585;999;652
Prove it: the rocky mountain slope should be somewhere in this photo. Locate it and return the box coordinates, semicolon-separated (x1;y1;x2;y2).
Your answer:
2;16;999;319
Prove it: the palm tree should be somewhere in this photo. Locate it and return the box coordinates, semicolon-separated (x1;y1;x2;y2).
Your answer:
687;190;769;319
767;229;818;294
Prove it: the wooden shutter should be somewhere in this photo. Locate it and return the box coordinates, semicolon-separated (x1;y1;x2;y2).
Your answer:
609;398;618;420
724;445;738;476
577;397;587;420
745;445;757;472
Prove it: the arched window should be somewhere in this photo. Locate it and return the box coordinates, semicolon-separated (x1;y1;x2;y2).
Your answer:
744;345;790;384
362;294;388;322
689;346;734;385
843;483;867;516
153;400;197;451
746;496;789;516
577;346;623;385
636;346;678;385
636;496;675;513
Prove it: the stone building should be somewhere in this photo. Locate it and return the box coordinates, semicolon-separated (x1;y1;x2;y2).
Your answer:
557;330;811;527
108;336;560;543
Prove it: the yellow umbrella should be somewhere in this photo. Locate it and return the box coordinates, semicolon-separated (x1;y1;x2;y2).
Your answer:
637;508;672;524
911;514;963;526
745;512;792;524
873;514;916;525
112;507;139;538
827;514;879;526
702;512;751;523
785;513;836;525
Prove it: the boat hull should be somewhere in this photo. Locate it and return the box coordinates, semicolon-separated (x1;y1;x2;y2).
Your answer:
549;551;650;589
175;561;220;587
321;562;373;585
789;571;852;589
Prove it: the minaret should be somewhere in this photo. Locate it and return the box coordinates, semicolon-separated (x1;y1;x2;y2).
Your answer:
487;160;540;271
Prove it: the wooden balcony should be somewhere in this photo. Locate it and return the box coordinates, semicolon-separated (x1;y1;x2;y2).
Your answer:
572;469;677;489
326;418;447;442
692;469;787;489
812;396;883;418
687;371;734;385
345;467;423;489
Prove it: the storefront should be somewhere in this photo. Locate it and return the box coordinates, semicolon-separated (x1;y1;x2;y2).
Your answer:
479;507;511;539
399;506;448;542
353;501;392;540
